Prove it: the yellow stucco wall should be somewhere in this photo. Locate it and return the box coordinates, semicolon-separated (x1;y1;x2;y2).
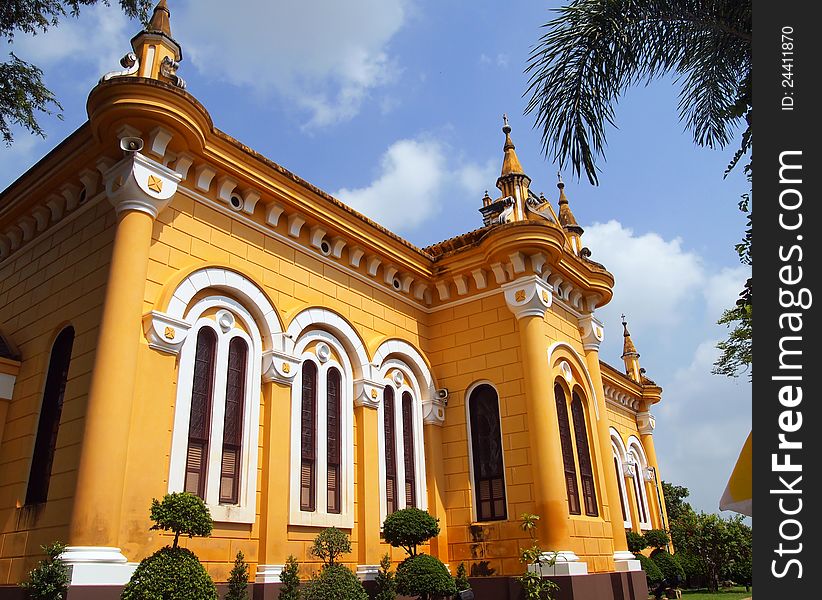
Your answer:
0;198;117;584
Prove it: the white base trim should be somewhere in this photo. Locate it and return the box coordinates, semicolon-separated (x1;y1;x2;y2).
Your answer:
255;564;285;583
613;550;638;561
528;551;588;576
356;564;380;581
614;559;643;572
59;547;137;585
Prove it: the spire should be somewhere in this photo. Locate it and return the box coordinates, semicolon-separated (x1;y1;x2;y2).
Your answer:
500;114;525;177
147;0;172;37
127;0;185;88
556;171;584;253
621;314;642;382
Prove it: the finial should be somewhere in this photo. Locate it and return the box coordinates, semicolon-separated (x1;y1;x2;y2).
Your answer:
557;170;565;189
148;0;172;36
503;113;510;129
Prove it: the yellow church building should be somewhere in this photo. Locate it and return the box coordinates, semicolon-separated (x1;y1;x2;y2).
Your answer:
0;3;669;598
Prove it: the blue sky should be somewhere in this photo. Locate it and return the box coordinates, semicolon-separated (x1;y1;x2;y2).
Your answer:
1;1;751;519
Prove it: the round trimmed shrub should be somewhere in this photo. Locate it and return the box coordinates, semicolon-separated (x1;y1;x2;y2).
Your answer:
149;492;213;548
310;527;352;566
302;564;367;600
650;550;685;586
626;531;647;553
395;554;456;600
635;553;663;588
383;508;440;556
121;546;217;600
643;529;670;550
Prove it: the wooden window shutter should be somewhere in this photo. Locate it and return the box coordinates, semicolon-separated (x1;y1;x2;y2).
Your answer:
614;455;627;522
383;386;398;514
468;384;507;521
326;367;342;514
220;337;247;504
184;328;217;499
300;361;317;511
631;457;648;523
401;392;416;508
26;327;75;505
555;383;580;515
571;392;598;516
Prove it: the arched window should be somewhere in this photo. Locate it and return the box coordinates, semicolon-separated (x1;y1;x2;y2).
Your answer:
627;443;652;529
26;327;74;505
613;455;627;522
571;392;598;516
468;384;507;521
554;383;580;515
220;337;247;504
327;367;342;514
185;328;217;498
383;386;398;514
300;360;318;512
402;391;416;508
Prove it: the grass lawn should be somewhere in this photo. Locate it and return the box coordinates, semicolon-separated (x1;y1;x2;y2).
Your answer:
679;587;752;600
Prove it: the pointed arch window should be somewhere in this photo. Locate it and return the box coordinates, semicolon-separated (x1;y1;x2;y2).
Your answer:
185;328;217;498
554;383;580;515
327;367;342;514
401;391;417;508
26;327;74;505
300;360;318;512
383;386;398;514
571;392;598;516
468;384;507;521
219;337;247;504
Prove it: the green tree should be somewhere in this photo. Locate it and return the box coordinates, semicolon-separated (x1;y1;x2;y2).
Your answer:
382;508;440;557
661;481;693;523
525;0;752;376
225;550;249;600
19;542;69;600
149;492;214;548
310;527;352;567
670;511;751;592
374;553;397;600
278;555;301;600
1;1;153;145
454;562;471;593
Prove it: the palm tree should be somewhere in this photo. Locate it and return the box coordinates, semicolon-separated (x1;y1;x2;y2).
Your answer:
524;0;751;186
524;0;752;378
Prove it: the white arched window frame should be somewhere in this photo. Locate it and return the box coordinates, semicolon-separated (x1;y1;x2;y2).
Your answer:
168;295;262;524
610;429;632;529
376;359;428;524
289;330;355;528
626;436;652;530
464;380;509;523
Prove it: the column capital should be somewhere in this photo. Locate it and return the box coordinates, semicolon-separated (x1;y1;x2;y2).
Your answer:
579;313;605;352
104;152;182;218
422;394;446;426
501;275;553;320
637;410;656;435
354;378;383;409
261;349;301;384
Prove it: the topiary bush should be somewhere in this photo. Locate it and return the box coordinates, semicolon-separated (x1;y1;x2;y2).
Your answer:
278;555;301;600
383;508;440;557
454;562;470;592
650;550;685;587
310;527;352;567
644;529;670;550
302;564;367;600
149;492;213;548
121;546;217;600
626;531;647;553
635;553;663;588
19;542;69;600
396;554;457;600
225;550;249;600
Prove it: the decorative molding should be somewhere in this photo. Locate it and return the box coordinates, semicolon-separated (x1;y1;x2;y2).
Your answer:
104;152;181;218
147;126;173;158
356;565;380;582
604;383;640;411
353;378;383;409
100;52;139;82
255;564;285;583
501;275;552;319
421;396;446;426
637;410;656;435
59;547;136;586
578;314;605;351
142;311;191;354
261;349;300;384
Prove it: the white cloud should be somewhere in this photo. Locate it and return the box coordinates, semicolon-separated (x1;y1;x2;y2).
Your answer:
334;137;493;233
6;5;131;81
174;0;409;128
704;265;750;320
